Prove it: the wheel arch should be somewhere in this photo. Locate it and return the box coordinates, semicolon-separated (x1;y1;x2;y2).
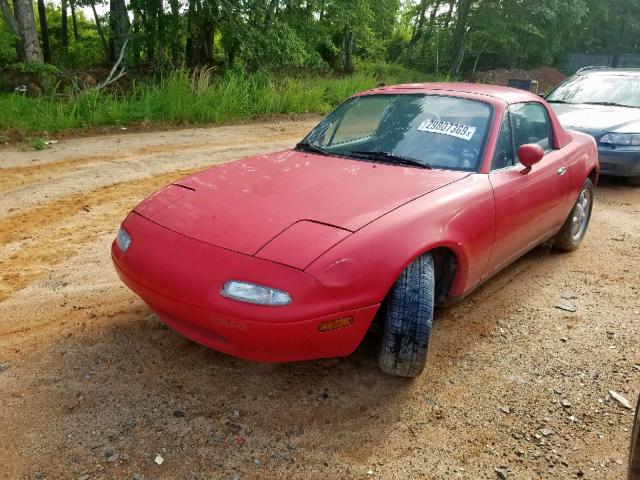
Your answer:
588;166;599;187
380;244;463;307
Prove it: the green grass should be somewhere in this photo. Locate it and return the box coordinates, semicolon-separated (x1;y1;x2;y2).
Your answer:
0;66;441;136
28;137;48;150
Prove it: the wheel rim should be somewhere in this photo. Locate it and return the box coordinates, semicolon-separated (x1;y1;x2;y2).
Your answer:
571;188;591;241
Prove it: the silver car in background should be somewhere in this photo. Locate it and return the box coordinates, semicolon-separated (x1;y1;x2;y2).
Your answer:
547;67;640;185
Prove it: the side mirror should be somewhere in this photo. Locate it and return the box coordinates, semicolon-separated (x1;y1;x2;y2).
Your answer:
517;144;544;172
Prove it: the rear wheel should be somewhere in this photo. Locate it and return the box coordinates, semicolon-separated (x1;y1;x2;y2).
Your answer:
553;178;594;252
378;253;435;378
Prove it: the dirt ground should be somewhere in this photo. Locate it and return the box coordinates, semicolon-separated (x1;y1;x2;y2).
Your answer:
0;119;639;480
472;67;566;92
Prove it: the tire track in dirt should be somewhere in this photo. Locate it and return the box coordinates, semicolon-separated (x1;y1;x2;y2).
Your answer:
0;120;318;306
0;166;203;303
1;119;638;479
0;134;298;192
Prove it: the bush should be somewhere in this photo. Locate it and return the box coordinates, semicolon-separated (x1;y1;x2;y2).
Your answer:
0;65;439;135
0;23;17;66
4;62;60;94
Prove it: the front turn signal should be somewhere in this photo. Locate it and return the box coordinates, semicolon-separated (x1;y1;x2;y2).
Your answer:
317;316;354;332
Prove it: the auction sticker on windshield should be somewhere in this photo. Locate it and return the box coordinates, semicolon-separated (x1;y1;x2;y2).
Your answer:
418;119;476;141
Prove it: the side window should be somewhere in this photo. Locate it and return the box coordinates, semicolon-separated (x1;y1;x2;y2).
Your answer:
509;102;553;152
492;114;515;170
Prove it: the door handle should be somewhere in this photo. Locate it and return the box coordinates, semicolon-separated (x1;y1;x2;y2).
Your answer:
557;167;567;176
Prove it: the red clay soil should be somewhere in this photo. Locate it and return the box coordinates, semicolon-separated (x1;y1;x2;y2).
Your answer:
471;66;567;91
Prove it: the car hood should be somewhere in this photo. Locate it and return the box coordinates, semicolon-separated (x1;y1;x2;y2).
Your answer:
134;150;468;258
550;103;640;136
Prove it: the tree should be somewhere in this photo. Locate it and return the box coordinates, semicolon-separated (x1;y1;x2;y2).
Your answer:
1;0;44;61
88;0;109;60
61;0;67;46
449;0;473;75
184;0;216;66
0;0;20;49
70;0;78;41
36;0;50;61
109;0;129;62
341;24;354;73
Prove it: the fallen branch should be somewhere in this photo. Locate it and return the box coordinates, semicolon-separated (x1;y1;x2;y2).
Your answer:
96;23;133;91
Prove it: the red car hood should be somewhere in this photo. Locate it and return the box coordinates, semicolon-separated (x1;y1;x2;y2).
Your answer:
134;150;468;257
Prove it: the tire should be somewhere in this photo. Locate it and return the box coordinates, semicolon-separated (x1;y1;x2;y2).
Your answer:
630;395;640;480
378;253;435;378
629;176;640;187
553;178;594;252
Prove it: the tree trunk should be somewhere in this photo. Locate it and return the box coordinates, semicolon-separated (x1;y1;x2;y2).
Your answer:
168;0;181;65
449;0;472;76
70;0;79;41
409;0;428;47
185;0;215;67
427;0;441;29
61;0;68;47
225;41;238;69
443;0;455;29
131;10;141;65
612;4;629;68
341;25;355;74
405;0;428;66
36;0;50;62
471;51;480;76
263;0;278;31
109;0;130;63
13;0;43;62
0;0;22;60
90;0;109;61
0;0;19;39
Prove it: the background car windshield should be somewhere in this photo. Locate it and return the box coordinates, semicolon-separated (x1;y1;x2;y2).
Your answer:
303;94;492;171
547;74;640;107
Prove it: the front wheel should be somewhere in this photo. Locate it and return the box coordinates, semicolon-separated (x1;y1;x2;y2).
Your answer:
553;178;594;252
378;253;435;378
630;395;640;479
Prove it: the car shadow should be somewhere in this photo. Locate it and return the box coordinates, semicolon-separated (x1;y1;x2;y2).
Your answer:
7;241;564;478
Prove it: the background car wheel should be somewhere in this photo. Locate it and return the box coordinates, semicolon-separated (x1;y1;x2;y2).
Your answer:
378;253;434;378
553;178;594;252
630;395;640;480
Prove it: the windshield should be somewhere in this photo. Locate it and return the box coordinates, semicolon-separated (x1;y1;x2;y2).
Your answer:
300;94;492;171
547;74;640;108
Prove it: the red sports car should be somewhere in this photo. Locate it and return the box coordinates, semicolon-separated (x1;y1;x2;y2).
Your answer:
112;83;598;377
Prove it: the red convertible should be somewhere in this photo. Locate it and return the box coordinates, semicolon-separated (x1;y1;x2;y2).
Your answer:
112;83;598;377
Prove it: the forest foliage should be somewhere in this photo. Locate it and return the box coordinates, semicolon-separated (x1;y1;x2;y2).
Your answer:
1;0;639;136
2;0;639;76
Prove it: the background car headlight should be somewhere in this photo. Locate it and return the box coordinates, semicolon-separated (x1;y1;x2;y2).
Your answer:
600;132;640;146
116;227;132;252
221;281;291;306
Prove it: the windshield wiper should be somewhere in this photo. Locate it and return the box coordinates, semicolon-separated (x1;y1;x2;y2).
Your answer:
546;99;575;104
296;142;329;155
581;101;637;108
348;150;431;169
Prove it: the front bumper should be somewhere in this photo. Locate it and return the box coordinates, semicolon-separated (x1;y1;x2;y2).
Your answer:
112;212;379;362
597;147;640;178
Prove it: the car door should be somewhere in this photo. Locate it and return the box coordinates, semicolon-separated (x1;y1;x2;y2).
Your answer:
484;102;571;278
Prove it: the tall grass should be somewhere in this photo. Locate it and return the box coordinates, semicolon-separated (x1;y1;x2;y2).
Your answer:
0;66;440;135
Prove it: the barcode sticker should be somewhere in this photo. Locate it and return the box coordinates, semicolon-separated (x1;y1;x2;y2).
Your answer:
418;119;476;141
